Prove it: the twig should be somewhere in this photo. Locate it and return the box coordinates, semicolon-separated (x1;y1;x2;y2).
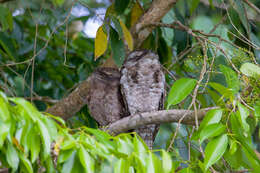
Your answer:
242;0;260;15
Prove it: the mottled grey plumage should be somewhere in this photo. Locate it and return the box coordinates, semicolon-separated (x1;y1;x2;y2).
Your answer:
120;50;165;149
86;67;126;126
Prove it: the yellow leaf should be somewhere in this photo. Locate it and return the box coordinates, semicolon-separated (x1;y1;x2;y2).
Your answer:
95;25;108;60
130;2;143;27
119;20;133;51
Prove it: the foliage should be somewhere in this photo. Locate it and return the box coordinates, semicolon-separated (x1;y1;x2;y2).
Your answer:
0;92;176;173
0;0;260;172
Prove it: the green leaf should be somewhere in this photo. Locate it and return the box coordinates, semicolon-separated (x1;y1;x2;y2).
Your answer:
78;145;94;173
6;143;19;171
237;102;250;133
61;151;76;173
0;96;10;122
42;117;58;140
0;123;10;148
114;158;124;173
190;0;200;14
110;27;125;67
0;32;16;60
232;0;251;33
37;118;51;159
117;138;132;156
58;149;75;164
0;97;11;148
193;109;223;140
45;112;66;126
0;5;13;31
192;16;213;33
146;152;155;173
254;105;260;118
162;150;172;173
28;127;40;163
240;63;260;79
53;0;65;6
114;158;130;173
199;109;223;130
208;82;233;99
167;78;197;109
115;0;130;14
219;65;240;94
178;167;194;173
229;139;237;155
204;134;228;170
20;154;33;173
61;139;76;150
10;98;39;122
111;16;123;39
199;123;226;143
133;135;147;153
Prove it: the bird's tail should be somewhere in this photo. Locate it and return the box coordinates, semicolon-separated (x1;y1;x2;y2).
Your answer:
135;124;157;149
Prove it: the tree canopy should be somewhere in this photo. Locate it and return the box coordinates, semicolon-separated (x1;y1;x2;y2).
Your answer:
0;0;260;172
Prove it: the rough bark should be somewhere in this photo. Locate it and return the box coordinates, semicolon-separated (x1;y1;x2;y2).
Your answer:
131;0;179;48
106;107;217;135
46;80;91;120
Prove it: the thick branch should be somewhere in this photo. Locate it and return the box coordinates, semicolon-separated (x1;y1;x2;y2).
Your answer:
131;0;178;48
46;80;90;120
106;107;217;135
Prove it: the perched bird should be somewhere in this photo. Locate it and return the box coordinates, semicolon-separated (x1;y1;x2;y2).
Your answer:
86;67;126;126
120;50;165;149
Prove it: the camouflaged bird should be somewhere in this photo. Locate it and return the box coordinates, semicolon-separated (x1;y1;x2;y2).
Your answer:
86;67;126;126
120;50;165;149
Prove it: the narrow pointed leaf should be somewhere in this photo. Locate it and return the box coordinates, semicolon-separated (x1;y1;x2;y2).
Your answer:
162;150;172;173
199;123;226;143
237;102;250;133
119;20;133;51
130;2;143;26
6;143;19;171
204;134;228;170
94;25;108;60
78;145;94;173
167;78;197;109
240;63;260;78
220;65;240;94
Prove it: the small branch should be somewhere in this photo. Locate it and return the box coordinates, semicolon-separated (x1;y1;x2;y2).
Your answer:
106;107;218;135
242;0;260;15
24;96;58;104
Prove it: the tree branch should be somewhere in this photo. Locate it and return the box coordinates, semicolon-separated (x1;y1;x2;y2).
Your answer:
106;107;218;135
131;0;179;48
46;80;91;120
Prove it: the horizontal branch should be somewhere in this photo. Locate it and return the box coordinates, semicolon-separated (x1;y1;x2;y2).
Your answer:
106;107;218;135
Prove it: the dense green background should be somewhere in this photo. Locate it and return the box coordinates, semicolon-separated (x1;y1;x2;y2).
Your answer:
0;0;260;172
